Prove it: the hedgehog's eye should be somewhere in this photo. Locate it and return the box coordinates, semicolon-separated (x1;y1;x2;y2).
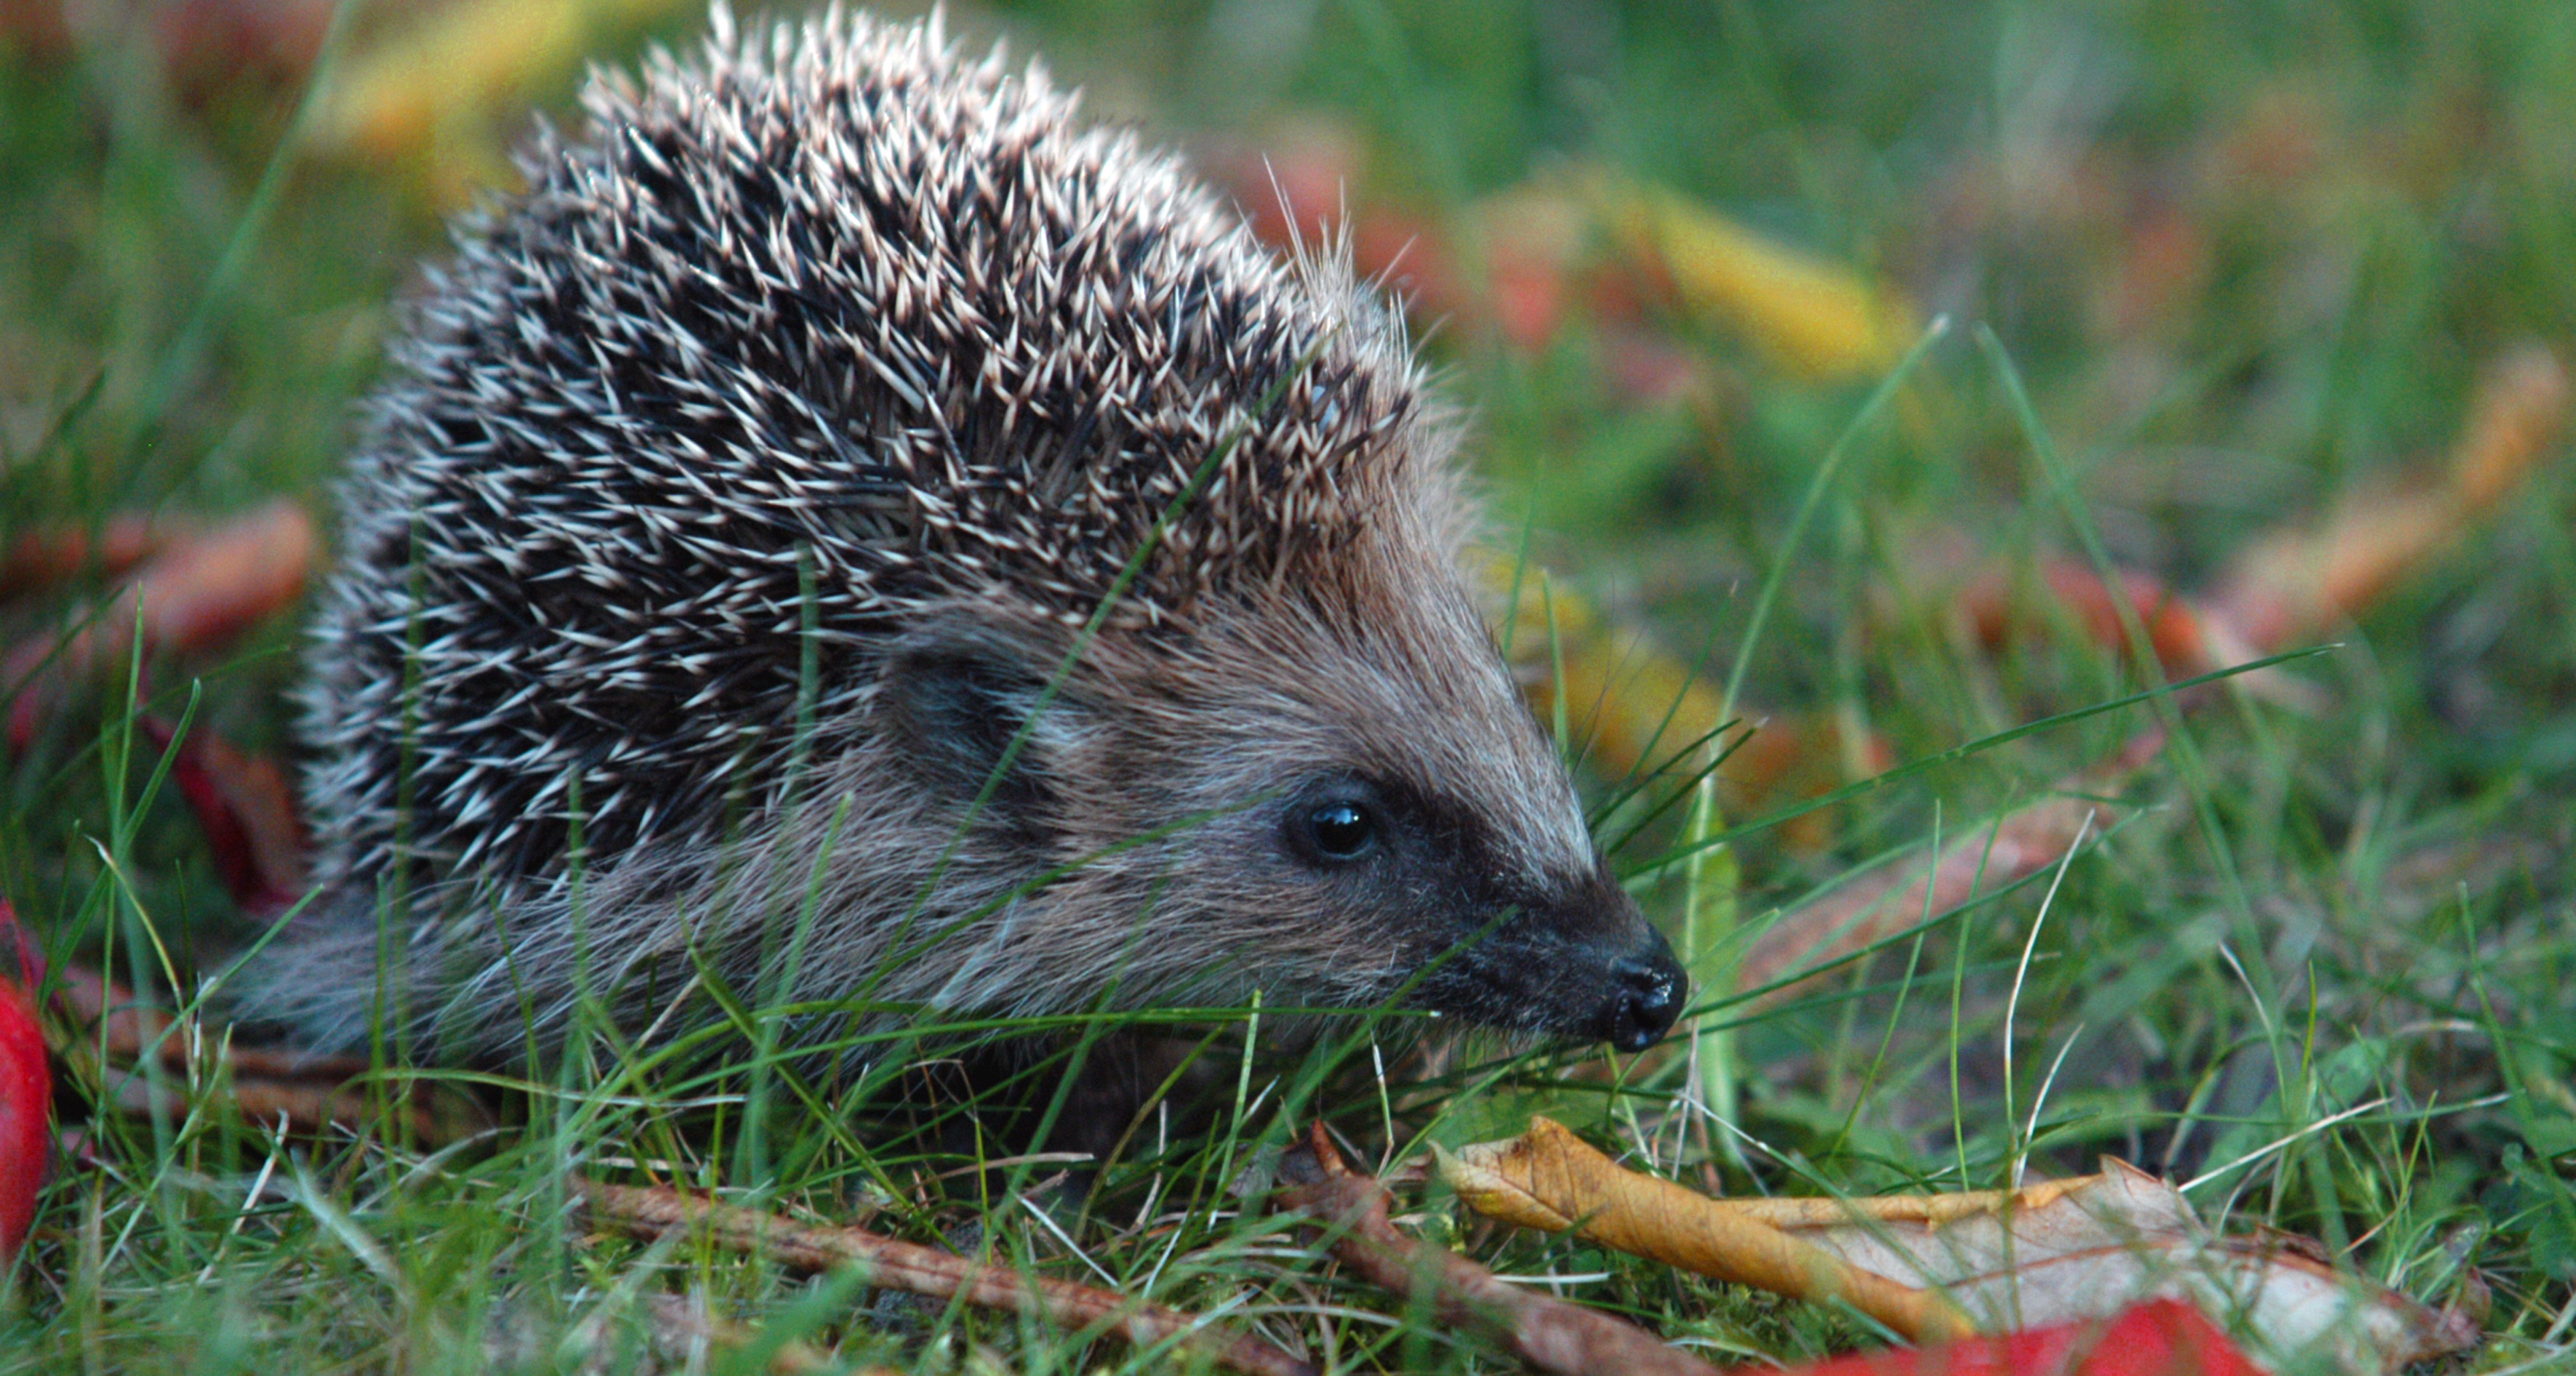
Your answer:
1299;801;1379;863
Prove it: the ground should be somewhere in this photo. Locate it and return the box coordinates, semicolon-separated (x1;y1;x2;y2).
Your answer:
0;0;2569;1372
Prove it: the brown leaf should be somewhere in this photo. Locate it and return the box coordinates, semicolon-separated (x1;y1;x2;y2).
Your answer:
1736;784;2125;1005
154;0;334;92
4;500;316;750
1445;1118;2481;1372
1951;558;2328;714
2210;343;2569;650
0;514;188;602
128;499;317;659
1487;557;1887;848
139;717;309;916
1442;1117;1975;1343
0;0;330;96
1962;562;2220;678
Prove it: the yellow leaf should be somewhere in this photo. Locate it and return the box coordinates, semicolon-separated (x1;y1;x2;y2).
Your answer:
1607;180;1916;382
1444;1117;2479;1371
316;0;698;198
1441;1117;1975;1341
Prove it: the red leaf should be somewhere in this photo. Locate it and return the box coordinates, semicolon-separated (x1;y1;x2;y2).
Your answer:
1962;560;2216;677
139;717;309;917
0;901;52;1265
0;513;188;603
1758;1300;2268;1376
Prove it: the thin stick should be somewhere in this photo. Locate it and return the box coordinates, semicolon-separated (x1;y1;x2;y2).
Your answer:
569;1177;1314;1376
1273;1124;1724;1376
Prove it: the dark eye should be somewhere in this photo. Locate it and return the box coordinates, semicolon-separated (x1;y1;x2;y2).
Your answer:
1303;801;1379;861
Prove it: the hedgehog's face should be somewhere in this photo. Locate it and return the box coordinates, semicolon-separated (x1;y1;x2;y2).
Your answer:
1253;762;1688;1052
878;577;1689;1053
1201;584;1688;1055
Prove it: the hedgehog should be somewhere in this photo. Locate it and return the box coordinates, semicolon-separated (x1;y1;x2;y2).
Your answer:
242;5;1687;1076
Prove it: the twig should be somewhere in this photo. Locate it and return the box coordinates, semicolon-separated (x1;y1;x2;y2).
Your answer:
1272;1122;1723;1376
570;1176;1315;1376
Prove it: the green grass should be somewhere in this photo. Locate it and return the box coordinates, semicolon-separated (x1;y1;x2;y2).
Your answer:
3;0;2574;1371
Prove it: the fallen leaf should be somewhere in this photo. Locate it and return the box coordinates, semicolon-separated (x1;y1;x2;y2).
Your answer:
1605;180;1917;382
2444;344;2569;511
1442;1117;1975;1343
0;0;330;97
123;499;318;659
1485;557;1887;848
154;0;334;93
1736;790;2116;1005
1962;563;2220;678
1765;1297;2263;1376
4;499;316;752
313;0;705;201
138;717;308;917
1218;133;1917;381
2210;343;2569;650
0;513;188;602
1445;1118;2480;1372
1951;558;2327;713
2095;203;2213;339
46;963;485;1143
0;901;52;1265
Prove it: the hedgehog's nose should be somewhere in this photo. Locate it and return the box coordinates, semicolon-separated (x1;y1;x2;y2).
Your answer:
1598;932;1688;1053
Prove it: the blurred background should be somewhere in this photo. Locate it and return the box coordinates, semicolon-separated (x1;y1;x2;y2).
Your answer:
1;0;2571;1355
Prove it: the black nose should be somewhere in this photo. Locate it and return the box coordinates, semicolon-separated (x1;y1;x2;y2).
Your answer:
1597;935;1688;1053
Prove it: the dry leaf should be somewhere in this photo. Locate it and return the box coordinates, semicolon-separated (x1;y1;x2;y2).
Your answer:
1767;1297;2264;1376
1216;130;1589;348
0;514;189;602
2210;342;2569;650
315;0;699;201
47;963;488;1143
4;500;315;751
0;0;329;95
1445;1118;2480;1372
156;0;334;92
1951;560;2330;712
1217;134;1911;377
1605;180;1916;382
1442;1117;1975;1343
1736;791;2116;1004
1484;557;1887;848
139;717;308;917
1962;562;2222;678
0;901;49;1265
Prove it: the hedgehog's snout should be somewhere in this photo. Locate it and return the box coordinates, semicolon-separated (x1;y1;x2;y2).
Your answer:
1528;874;1688;1053
1583;926;1688;1053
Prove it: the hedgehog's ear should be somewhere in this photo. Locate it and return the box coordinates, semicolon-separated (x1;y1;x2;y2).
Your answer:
877;618;1086;825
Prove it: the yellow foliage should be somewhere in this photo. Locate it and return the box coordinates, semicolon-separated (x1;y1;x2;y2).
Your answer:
1606;180;1917;382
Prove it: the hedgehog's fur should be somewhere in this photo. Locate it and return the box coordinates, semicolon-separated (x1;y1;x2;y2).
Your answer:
247;6;1684;1068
